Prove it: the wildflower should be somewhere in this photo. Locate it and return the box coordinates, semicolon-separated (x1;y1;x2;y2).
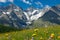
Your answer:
50;33;55;38
32;34;37;37
5;33;9;37
58;36;60;39
30;39;32;40
48;33;55;40
40;37;43;40
12;38;15;40
34;29;39;32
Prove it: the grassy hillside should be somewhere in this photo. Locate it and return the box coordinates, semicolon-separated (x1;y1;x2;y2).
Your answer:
0;25;60;40
27;19;59;29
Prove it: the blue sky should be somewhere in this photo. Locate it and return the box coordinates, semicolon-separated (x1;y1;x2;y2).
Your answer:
0;0;60;10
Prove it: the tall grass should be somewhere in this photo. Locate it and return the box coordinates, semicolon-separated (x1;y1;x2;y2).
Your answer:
0;25;60;40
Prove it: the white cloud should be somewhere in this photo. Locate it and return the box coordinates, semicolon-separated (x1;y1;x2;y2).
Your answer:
0;0;14;3
0;0;6;3
35;1;43;7
22;0;32;5
8;0;14;3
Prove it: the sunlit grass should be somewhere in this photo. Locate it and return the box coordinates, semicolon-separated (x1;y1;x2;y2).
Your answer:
0;26;60;40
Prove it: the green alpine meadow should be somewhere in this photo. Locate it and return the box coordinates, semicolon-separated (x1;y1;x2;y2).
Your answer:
0;25;60;40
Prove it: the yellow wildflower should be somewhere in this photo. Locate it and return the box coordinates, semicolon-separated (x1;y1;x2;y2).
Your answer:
34;29;39;32
32;34;37;37
58;36;60;39
40;37;43;40
12;38;15;40
50;33;55;38
5;33;9;37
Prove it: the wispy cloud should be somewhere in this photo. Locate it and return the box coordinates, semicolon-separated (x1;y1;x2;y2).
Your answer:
22;0;32;5
8;0;14;3
0;0;14;3
0;0;6;3
35;1;43;7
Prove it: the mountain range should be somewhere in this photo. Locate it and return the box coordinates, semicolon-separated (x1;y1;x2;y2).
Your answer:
0;3;60;28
